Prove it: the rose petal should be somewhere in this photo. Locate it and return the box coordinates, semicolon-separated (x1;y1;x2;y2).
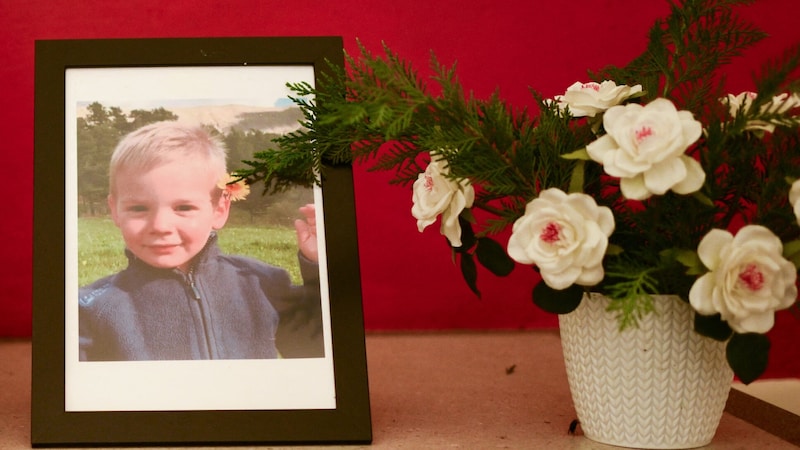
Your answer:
671;156;706;194
620;175;652;200
689;273;717;315
643;156;687;195
697;229;733;270
732;312;775;334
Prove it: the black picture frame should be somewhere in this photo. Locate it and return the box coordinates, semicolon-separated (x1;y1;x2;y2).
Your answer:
32;36;372;446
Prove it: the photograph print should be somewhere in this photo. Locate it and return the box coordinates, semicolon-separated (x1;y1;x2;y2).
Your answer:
65;65;336;412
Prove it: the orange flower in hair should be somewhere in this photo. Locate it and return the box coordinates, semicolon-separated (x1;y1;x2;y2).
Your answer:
217;173;250;201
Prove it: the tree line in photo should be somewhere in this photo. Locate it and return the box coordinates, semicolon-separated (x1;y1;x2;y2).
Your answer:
77;101;311;227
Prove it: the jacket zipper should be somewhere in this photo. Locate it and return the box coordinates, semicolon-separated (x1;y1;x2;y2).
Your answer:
186;270;216;359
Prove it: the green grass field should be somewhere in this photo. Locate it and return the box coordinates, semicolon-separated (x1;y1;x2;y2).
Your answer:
77;217;303;287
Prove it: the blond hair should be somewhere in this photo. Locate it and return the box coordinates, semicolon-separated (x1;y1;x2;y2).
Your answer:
108;121;227;196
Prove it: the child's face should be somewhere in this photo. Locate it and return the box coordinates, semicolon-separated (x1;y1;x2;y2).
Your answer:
108;157;229;272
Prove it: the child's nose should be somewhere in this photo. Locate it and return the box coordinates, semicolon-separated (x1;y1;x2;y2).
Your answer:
149;209;174;232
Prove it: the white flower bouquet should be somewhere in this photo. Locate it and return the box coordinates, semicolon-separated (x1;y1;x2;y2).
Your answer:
238;0;800;383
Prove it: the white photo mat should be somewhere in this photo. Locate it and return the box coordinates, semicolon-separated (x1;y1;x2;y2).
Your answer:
64;66;335;412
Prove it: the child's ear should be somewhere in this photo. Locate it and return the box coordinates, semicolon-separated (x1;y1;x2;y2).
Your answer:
212;194;231;230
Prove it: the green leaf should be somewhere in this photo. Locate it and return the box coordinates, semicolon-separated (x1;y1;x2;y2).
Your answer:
691;191;714;207
660;248;706;275
783;239;800;269
567;159;586;194
694;313;733;342
561;148;590;160
783;239;800;256
475;237;515;276
532;282;583;314
460;253;480;298
674;250;701;269
727;333;771;385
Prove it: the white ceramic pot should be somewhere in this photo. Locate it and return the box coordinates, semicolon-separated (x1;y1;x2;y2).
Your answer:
558;293;733;449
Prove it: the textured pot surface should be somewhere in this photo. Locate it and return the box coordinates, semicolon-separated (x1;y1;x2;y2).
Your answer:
559;294;733;449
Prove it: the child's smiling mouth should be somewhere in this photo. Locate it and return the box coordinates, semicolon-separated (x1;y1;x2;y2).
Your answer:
147;244;180;254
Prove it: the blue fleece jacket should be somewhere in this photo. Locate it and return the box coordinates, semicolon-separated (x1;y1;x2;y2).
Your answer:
79;234;323;361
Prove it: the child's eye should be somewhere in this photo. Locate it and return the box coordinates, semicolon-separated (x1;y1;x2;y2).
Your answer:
175;204;197;212
127;205;148;213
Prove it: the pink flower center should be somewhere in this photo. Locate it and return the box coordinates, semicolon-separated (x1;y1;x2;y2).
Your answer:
738;263;765;291
581;82;600;92
635;125;654;143
540;222;562;244
424;174;434;192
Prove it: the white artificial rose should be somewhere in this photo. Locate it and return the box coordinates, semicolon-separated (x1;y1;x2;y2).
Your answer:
724;91;758;116
791;179;800;226
586;98;705;200
411;156;475;247
689;225;797;334
763;92;800;114
555;80;643;117
724;91;770;133
507;188;615;290
723;91;800;134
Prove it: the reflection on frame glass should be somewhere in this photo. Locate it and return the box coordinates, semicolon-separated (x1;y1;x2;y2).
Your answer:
32;37;371;446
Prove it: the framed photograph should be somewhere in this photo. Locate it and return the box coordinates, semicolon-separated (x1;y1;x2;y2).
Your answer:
32;37;371;446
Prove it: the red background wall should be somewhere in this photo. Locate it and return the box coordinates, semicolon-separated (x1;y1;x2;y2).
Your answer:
1;0;798;377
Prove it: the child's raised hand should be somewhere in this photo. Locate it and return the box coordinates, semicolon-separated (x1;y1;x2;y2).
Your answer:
294;204;318;263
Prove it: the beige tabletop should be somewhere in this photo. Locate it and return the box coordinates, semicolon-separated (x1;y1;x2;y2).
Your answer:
1;331;798;449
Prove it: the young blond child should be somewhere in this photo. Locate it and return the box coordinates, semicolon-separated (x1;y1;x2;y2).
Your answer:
79;121;323;361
